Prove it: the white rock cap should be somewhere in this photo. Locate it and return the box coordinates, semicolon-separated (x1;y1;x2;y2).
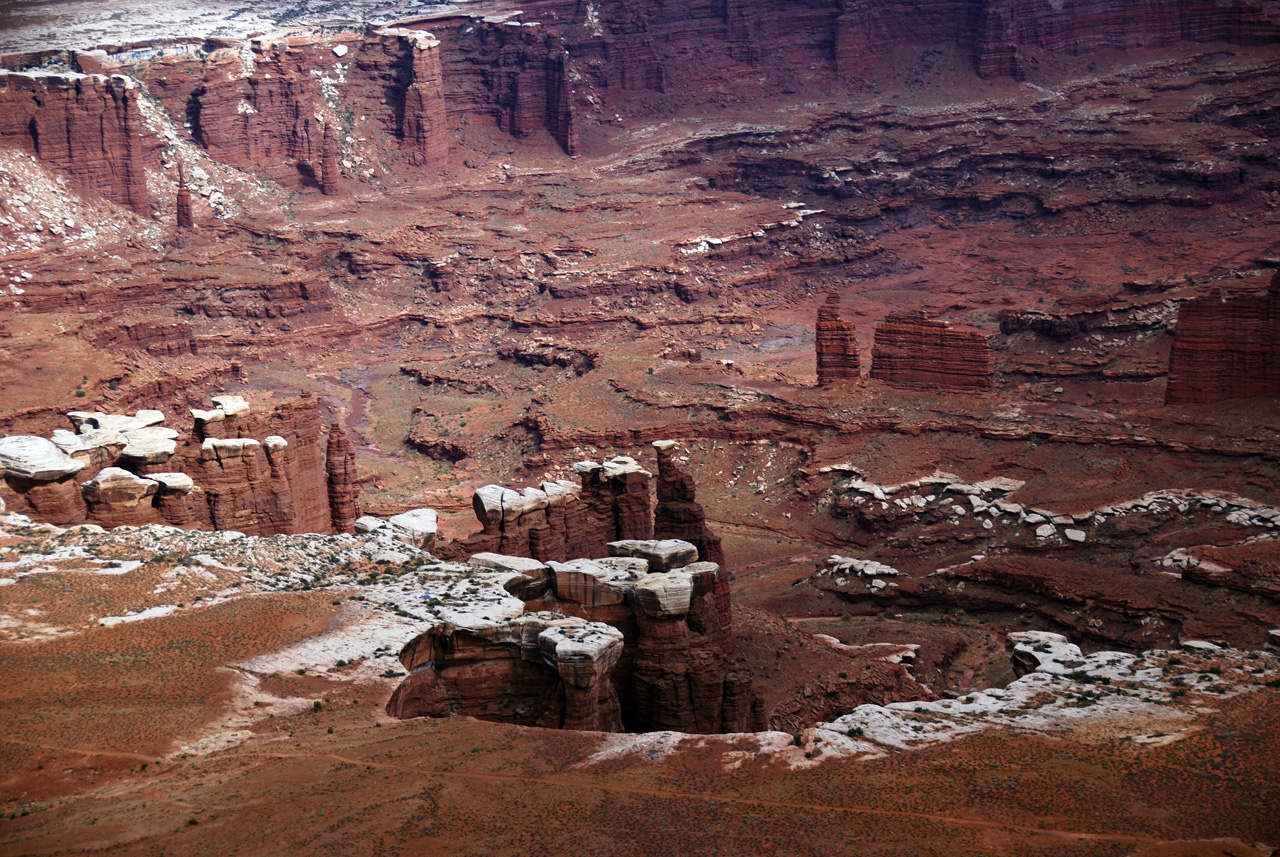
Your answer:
0;436;86;480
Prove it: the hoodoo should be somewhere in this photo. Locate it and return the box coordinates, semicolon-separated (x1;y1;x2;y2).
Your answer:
319;124;340;196
175;163;195;229
815;292;860;386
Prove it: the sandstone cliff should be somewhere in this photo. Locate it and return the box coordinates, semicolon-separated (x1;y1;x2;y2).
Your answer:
440;455;653;562
816;292;860;386
0;71;150;216
651;441;733;642
393;28;450;167
326;423;362;533
387;542;764;733
870;311;994;391
429;17;579;156
0;395;360;535
175;163;195;228
971;0;1280;79
834;0;1280;79
1165;277;1280;405
319;124;340;196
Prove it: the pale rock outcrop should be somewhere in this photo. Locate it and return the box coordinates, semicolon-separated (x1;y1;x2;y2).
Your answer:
632;569;695;618
539;618;625;730
608;538;700;572
51;428;129;471
354;515;386;533
547;557;650;606
120;426;179;469
469;552;552;599
0;436;88;524
81;467;161;526
387;508;439;549
444;461;649;562
0;436;87;481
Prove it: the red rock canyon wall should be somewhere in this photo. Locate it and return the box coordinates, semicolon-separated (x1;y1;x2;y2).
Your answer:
1165;279;1280;405
870;311;994;391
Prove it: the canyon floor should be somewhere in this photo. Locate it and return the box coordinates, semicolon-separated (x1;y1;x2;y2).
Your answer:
1;5;1279;853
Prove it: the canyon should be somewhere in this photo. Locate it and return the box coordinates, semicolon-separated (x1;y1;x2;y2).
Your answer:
0;0;1278;854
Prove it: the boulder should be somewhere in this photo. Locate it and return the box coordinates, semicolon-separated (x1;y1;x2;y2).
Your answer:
632;570;694;619
470;552;552;600
81;467;161;526
607;538;699;572
387;508;438;548
211;394;250;417
120;426;179;465
0;436;86;481
50;427;128;469
81;467;158;505
354;515;385;533
548;557;649;606
537;618;625;688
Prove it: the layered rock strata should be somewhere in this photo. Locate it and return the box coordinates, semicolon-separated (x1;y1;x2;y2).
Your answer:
970;0;1280;80
388;27;450;167
0;70;150;215
870;311;994;391
0;395;360;535
816;292;859;386
1165;278;1280;405
429;17;579;156
325;423;361;532
834;0;1280;80
175;163;195;228
651;440;732;641
132;28;450;185
441;455;654;562
319;124;340;196
387;537;763;733
184;394;335;535
0;435;88;524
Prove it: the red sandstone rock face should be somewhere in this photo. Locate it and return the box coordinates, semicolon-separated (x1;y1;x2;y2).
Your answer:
175;164;195;228
1165;281;1280;405
390;549;762;734
870;311;994;391
0;71;150;216
138;29;452;186
651;442;733;641
325;423;361;533
184;50;319;175
430;18;579;156
833;0;1279;79
95;319;197;358
184;268;332;320
397;30;450;167
442;457;653;562
816;292;859;387
267;394;332;534
181;394;334;535
319;124;340;196
972;0;1280;79
2;395;359;536
387;629;568;727
4;474;86;525
628;593;762;732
